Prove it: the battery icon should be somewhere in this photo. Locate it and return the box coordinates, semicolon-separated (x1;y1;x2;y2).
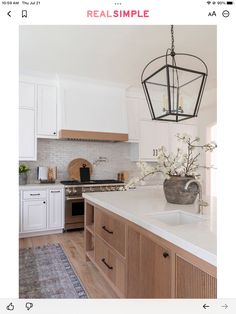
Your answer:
227;1;233;4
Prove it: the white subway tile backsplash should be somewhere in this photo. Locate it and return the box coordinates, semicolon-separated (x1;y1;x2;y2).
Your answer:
25;139;163;186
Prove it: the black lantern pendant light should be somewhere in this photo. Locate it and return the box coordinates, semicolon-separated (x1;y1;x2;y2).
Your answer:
141;25;208;122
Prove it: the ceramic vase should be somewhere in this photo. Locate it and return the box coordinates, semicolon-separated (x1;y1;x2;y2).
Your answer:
163;176;198;204
19;172;28;185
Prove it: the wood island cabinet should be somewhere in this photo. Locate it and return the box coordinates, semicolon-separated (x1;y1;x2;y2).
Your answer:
175;255;217;298
127;227;172;298
84;200;217;298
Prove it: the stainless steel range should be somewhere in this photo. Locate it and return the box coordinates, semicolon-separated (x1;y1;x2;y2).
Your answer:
60;180;124;230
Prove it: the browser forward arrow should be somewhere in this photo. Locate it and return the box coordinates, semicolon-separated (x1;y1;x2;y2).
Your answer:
221;304;228;309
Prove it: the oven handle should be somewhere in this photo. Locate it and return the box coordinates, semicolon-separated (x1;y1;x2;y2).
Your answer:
66;196;84;201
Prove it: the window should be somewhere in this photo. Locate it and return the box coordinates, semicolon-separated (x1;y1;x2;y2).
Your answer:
206;123;217;197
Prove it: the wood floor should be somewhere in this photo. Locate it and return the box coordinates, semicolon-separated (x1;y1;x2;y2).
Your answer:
19;230;118;298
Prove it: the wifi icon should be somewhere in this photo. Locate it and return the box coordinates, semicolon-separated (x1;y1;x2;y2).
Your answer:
207;1;211;4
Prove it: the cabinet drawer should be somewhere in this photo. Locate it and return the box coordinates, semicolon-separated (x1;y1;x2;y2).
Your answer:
95;208;125;256
95;236;125;295
23;190;47;200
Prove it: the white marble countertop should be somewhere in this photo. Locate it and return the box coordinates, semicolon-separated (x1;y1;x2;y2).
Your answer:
83;186;217;266
19;182;64;190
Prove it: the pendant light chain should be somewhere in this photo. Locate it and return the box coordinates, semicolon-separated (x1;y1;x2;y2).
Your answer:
170;25;175;56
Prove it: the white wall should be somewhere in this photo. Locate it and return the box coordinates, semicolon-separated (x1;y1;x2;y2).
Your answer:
196;88;217;195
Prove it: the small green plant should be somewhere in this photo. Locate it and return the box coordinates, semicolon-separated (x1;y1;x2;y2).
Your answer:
19;164;30;173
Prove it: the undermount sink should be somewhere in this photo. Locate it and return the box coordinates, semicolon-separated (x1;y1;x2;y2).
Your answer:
145;210;207;226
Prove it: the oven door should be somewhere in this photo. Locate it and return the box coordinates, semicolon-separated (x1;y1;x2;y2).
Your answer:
65;197;84;230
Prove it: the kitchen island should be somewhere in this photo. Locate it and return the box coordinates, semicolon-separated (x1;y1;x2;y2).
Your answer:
83;186;217;298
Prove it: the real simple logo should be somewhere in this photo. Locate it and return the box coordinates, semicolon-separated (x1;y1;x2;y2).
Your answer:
86;1;150;18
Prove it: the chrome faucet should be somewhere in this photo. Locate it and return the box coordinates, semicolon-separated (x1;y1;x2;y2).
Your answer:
184;179;208;215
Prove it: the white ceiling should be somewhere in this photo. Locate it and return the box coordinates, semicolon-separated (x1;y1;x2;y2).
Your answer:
19;25;216;90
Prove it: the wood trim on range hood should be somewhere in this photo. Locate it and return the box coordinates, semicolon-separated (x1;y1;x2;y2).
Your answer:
59;129;128;142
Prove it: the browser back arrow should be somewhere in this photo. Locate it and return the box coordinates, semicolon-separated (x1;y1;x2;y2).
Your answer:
203;304;210;309
7;11;12;17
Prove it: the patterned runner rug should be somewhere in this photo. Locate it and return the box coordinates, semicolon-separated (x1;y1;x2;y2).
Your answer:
19;243;88;298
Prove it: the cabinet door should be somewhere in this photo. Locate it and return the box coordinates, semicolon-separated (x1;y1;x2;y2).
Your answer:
95;236;126;296
37;84;57;138
139;120;169;161
95;208;126;257
126;97;150;142
168;123;197;154
126;98;141;142
19;82;35;109
19;108;36;161
22;200;47;232
127;227;172;298
48;189;63;229
176;255;217;298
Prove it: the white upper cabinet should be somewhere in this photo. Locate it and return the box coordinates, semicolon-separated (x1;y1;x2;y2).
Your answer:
138;121;197;161
168;123;198;154
139;121;169;161
37;84;57;138
19;82;35;109
126;88;151;142
19;81;37;161
126;97;142;142
19;108;37;160
61;79;128;134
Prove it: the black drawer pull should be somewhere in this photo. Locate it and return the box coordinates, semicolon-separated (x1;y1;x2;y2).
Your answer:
101;258;113;270
102;225;113;234
30;193;40;196
163;252;169;258
51;191;61;193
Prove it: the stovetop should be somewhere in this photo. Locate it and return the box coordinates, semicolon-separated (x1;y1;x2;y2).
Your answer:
60;179;124;186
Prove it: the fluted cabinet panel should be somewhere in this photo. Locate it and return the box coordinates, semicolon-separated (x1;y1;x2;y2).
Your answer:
176;255;217;298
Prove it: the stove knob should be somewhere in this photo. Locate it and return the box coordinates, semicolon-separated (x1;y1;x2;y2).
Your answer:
66;188;71;195
72;188;77;195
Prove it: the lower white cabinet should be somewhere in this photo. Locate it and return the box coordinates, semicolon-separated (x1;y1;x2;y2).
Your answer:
22;200;47;232
20;187;64;237
48;189;63;229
